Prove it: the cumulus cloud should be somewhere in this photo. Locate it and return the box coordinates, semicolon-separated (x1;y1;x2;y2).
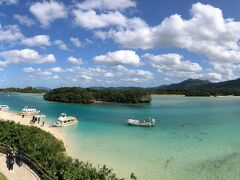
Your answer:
144;53;202;79
80;74;92;80
210;63;236;80
21;35;51;47
70;37;81;47
22;67;34;73
0;25;24;42
104;72;114;77
0;0;17;5
0;49;56;67
30;0;67;27
76;0;136;10
94;50;141;66
48;67;64;73
54;40;68;50
73;10;127;29
208;72;223;82
97;3;240;67
23;67;62;80
67;56;83;65
66;66;111;81
116;65;153;79
14;14;35;27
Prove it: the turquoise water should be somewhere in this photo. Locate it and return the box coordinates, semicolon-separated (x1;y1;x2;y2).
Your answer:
1;93;240;179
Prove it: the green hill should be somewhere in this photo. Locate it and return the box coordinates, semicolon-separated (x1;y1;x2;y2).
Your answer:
152;78;240;96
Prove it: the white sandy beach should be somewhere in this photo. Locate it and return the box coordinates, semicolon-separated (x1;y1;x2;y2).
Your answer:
0;110;68;151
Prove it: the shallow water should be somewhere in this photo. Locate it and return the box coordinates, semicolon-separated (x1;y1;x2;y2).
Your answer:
1;93;240;179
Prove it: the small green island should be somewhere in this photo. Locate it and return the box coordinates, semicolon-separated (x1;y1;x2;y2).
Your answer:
44;87;152;103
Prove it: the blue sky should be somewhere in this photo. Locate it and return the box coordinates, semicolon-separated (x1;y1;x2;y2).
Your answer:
0;0;240;88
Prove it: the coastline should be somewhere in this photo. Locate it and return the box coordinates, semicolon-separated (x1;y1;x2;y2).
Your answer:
152;94;240;98
0;110;69;153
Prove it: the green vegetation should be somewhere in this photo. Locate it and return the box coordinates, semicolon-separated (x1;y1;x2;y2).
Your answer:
150;78;240;96
44;87;151;103
0;120;123;180
0;172;7;180
0;87;47;93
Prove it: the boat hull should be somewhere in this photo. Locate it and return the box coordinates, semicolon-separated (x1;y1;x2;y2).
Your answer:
51;120;78;127
127;119;155;127
19;111;40;116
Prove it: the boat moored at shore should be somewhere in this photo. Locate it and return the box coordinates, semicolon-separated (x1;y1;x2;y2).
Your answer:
127;118;155;127
0;105;9;111
20;106;40;116
51;113;78;127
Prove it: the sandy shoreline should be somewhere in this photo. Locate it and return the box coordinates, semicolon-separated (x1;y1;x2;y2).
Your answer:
0;110;69;153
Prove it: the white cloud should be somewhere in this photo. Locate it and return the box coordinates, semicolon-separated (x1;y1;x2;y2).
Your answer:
0;0;18;5
123;77;146;83
104;72;114;77
48;67;64;73
54;40;68;50
29;0;67;27
0;25;24;42
210;63;236;80
23;67;34;73
66;66;112;80
76;0;136;10
144;53;202;79
116;65;153;79
97;3;240;68
22;35;51;47
51;75;60;79
14;14;35;27
73;10;127;29
67;56;83;65
0;49;56;67
72;78;77;82
80;74;92;80
70;37;81;47
23;67;62;80
36;70;52;76
208;72;222;82
94;50;141;66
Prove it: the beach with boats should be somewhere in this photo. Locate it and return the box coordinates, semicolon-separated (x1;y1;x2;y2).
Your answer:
1;93;240;179
0;107;67;147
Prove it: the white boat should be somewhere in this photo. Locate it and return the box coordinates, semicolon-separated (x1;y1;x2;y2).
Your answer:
127;118;155;127
20;106;40;116
51;113;78;127
0;105;9;111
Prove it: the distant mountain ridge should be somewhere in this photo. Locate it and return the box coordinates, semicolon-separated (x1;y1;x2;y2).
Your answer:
156;79;211;90
152;78;240;96
156;78;240;90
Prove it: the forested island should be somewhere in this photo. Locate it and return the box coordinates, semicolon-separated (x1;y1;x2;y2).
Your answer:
0;87;47;93
44;87;151;103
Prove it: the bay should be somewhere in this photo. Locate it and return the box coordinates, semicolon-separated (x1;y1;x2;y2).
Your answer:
1;93;240;179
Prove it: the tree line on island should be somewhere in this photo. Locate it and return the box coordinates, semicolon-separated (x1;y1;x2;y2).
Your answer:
0;120;137;180
43;87;152;103
0;87;47;93
3;78;240;101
